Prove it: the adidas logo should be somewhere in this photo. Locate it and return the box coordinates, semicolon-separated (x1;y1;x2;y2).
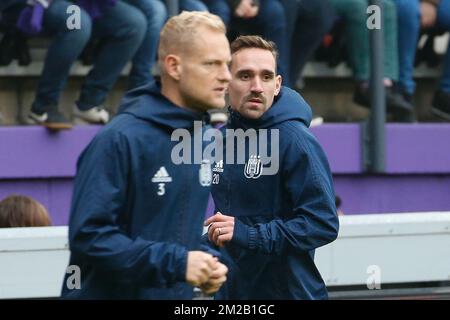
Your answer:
151;166;172;183
213;160;224;173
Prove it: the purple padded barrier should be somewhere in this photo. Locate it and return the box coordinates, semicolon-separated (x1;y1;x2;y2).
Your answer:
2;175;449;225
1;124;450;225
334;175;450;215
310;123;450;173
310;124;362;173
0;125;101;178
2;124;450;178
0;178;72;225
385;124;450;173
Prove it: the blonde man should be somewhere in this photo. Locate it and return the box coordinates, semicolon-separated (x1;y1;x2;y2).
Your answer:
61;11;231;299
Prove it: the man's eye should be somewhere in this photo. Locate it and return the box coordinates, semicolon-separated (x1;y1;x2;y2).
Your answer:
240;74;250;80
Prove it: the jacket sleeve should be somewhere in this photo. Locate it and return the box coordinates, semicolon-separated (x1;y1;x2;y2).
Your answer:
231;125;339;255
0;0;25;12
200;233;222;258
68;129;188;287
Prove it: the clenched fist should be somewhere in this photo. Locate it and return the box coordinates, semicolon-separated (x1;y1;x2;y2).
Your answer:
199;261;228;295
185;251;217;286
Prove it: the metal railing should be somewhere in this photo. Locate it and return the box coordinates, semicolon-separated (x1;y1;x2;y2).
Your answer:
363;0;386;173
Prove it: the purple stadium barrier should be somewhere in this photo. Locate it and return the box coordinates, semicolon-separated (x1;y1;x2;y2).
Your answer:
1;124;450;225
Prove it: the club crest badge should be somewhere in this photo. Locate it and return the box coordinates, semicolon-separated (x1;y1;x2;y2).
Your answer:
244;155;263;179
199;159;212;186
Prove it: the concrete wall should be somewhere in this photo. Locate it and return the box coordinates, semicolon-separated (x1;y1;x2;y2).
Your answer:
1;212;449;299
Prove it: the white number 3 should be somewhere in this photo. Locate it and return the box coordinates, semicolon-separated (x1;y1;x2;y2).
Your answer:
157;183;165;196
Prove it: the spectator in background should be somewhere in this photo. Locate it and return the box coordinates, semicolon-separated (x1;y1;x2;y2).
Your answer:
392;0;421;109
328;0;415;122
202;0;289;86
0;0;146;129
121;0;167;89
0;195;52;227
279;0;335;88
85;0;209;91
128;0;209;87
394;0;450;120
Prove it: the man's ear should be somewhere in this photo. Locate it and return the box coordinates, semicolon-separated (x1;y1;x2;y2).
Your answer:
164;54;181;81
274;75;282;96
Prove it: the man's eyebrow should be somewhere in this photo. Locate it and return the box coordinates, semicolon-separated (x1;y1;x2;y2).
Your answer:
203;58;230;64
203;59;221;63
261;70;275;76
235;69;254;74
235;69;275;76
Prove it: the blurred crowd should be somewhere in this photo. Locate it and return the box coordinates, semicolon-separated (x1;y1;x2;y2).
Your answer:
0;0;449;129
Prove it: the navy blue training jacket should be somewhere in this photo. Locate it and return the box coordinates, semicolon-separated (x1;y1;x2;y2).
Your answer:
0;0;24;12
61;82;212;299
210;86;339;300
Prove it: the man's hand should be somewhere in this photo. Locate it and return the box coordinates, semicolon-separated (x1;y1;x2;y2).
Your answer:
198;261;228;295
421;2;438;28
185;251;217;286
235;0;259;18
204;212;235;247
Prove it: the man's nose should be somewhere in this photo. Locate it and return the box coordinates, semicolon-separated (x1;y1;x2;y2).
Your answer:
219;64;232;82
251;77;264;93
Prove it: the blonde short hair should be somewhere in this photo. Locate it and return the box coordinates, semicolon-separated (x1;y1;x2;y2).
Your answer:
158;11;226;63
